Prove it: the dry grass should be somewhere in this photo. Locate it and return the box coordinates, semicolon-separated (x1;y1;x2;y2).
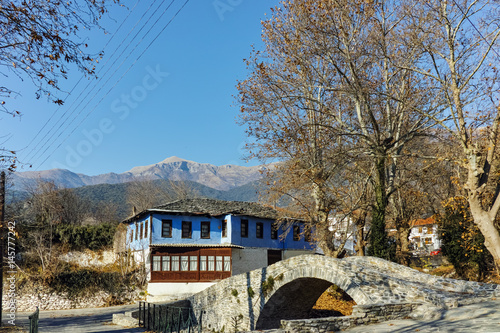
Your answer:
0;326;25;332
312;285;356;316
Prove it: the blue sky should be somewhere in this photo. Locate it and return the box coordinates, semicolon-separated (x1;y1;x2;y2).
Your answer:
2;0;279;176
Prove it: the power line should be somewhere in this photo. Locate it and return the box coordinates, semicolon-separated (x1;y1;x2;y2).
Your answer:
25;0;169;165
450;0;500;59
21;0;141;162
22;0;160;164
35;0;191;169
31;0;177;166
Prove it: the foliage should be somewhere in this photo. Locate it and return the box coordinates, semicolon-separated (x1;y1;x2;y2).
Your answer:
53;223;117;251
367;223;395;261
39;262;138;300
247;287;255;298
438;197;493;280
261;276;275;297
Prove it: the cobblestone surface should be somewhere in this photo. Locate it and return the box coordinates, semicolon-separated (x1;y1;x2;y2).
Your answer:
342;298;500;332
248;298;500;332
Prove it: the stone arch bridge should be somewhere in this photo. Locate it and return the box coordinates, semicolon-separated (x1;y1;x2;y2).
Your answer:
185;255;499;331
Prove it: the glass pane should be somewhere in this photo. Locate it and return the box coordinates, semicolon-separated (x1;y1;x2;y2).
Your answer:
208;256;215;271
224;256;231;271
216;256;223;271
200;256;207;271
162;256;170;271
152;256;161;271
181;256;189;271
190;256;198;271
171;256;180;271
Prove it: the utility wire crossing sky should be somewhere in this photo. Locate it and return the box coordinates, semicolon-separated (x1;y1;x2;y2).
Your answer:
3;0;279;176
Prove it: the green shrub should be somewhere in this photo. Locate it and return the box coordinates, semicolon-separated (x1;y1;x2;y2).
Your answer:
438;197;493;280
54;223;117;251
48;263;134;298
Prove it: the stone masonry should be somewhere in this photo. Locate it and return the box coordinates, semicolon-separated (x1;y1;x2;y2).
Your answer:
185;255;500;332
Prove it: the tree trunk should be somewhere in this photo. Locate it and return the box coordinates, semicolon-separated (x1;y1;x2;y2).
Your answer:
368;155;391;260
354;212;367;256
468;197;500;275
466;151;500;275
395;218;411;266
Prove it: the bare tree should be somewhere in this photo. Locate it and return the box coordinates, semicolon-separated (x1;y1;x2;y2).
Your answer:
238;0;437;258
126;179;199;216
400;0;500;273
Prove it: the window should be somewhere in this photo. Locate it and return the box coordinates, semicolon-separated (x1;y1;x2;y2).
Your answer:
224;256;231;271
182;221;192;238
130;230;134;243
145;220;148;238
293;225;300;241
152;256;161;271
256;222;263;239
181;256;189;271
424;237;432;245
171;256;180;271
200;256;207;271
271;223;278;240
241;220;248;238
418;227;423;233
207;256;215;271
216;256;223;271
304;228;312;242
427;227;433;234
190;256;198;271
222;219;227;238
201;221;211;239
162;220;172;238
139;222;143;239
135;223;138;240
162;256;170;271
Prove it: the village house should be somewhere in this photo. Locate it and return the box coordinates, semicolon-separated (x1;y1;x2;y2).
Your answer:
120;198;316;301
408;216;441;254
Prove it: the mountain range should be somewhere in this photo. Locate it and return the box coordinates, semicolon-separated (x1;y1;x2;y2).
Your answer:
10;156;268;192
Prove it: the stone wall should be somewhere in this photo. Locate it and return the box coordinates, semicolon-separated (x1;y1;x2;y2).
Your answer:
3;289;142;312
59;249;118;267
281;303;420;332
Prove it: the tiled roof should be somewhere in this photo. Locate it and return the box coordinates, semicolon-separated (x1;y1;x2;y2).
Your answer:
411;216;436;227
123;198;278;223
150;243;244;248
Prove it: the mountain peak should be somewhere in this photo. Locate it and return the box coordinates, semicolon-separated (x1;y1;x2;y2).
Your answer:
159;156;194;164
12;157;267;192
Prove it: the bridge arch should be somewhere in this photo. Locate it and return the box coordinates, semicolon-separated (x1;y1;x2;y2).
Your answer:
256;277;350;329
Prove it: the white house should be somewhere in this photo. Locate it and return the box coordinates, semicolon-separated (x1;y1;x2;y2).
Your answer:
408;216;441;253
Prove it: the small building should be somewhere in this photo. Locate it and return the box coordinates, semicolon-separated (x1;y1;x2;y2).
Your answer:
408;216;441;254
120;198;315;300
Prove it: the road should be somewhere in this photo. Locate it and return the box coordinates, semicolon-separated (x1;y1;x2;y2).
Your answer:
3;304;145;333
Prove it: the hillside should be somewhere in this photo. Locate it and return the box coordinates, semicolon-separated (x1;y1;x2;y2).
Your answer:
71;179;263;220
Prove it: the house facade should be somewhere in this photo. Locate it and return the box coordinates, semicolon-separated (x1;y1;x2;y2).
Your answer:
121;198;315;300
408;216;441;254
